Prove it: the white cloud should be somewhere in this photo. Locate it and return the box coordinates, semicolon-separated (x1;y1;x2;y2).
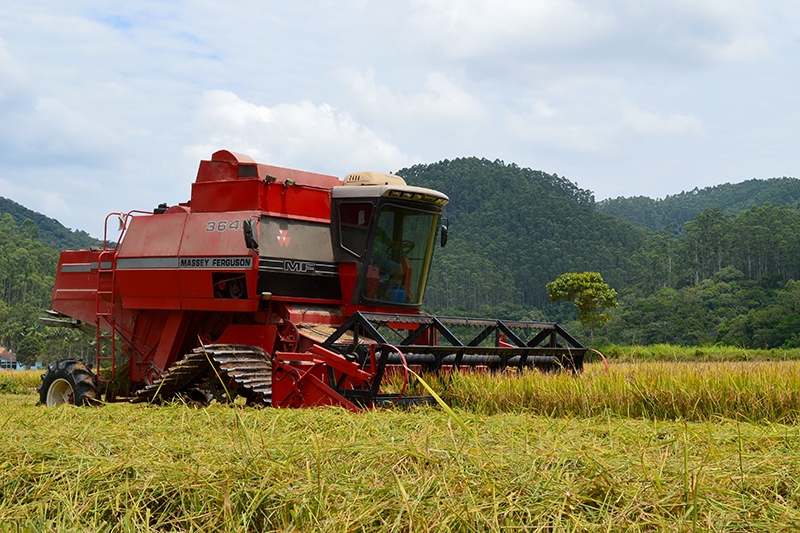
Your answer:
706;33;770;62
506;111;613;154
529;100;557;119
407;0;611;58
184;90;410;174
339;68;487;128
41;191;73;220
398;0;774;70
0;33;122;167
0;94;121;167
504;85;703;154
0;37;28;102
621;104;703;136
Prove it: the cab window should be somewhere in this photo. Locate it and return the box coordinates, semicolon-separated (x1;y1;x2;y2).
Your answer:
365;204;439;305
339;202;373;257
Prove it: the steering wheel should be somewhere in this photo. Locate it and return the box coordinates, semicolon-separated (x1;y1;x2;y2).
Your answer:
387;240;415;255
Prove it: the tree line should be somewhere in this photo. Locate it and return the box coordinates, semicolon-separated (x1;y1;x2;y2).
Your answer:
603;204;800;348
597;177;800;233
0;214;94;366
0;196;102;251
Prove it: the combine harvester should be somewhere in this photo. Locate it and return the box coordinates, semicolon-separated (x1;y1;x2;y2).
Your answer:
39;150;586;410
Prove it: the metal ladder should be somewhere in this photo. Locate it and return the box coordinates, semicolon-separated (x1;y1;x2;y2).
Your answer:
95;249;117;382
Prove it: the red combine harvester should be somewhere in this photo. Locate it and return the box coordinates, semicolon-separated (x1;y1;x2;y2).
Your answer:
39;150;586;410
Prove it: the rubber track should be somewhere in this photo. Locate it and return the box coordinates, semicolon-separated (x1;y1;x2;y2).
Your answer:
132;344;272;405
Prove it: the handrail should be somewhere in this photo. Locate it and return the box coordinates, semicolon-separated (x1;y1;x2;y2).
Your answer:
102;210;153;250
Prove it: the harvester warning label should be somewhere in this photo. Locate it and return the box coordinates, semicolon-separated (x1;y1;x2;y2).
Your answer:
179;257;253;269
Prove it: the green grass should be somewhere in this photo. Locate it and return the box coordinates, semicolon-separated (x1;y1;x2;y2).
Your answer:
2;394;800;532
596;344;800;363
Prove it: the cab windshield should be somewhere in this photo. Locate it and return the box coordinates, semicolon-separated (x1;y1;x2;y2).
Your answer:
364;204;439;305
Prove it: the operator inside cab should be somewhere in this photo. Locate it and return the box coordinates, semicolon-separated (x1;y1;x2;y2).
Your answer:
365;203;438;305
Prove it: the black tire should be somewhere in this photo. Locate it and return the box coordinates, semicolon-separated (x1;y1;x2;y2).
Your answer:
38;359;99;406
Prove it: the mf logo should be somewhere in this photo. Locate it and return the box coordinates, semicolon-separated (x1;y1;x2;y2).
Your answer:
277;229;291;247
283;260;315;273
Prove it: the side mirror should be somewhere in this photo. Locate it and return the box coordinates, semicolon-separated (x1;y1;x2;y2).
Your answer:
243;220;259;251
440;219;449;247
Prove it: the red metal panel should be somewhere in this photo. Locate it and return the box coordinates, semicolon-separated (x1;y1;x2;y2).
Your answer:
181;298;258;312
177;211;259;309
215;324;278;353
258;164;341;188
281;304;343;325
338;262;358;304
115;212;186;309
261;183;332;223
121;297;183;310
117;213;187;257
211;150;256;164
150;311;191;377
193;182;332;221
271;361;362;412
178;211;258;311
195;160;239;183
118;270;181;305
195;151;340;189
191;181;262;212
51;250;102;325
177;212;258;256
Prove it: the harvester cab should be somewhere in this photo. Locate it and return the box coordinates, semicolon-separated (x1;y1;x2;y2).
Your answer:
39;150;586;410
333;173;447;307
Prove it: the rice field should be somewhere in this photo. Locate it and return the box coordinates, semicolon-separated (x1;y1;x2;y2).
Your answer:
2;356;800;531
429;361;800;422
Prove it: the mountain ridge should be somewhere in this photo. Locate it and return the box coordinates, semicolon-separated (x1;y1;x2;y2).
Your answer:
0;196;103;251
597;177;800;232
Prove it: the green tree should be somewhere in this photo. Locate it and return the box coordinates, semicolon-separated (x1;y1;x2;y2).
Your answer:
16;335;44;367
546;272;618;344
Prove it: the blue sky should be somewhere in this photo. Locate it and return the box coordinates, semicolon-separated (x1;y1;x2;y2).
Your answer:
1;1;799;238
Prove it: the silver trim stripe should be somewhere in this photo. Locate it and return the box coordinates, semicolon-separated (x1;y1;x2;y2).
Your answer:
61;263;92;273
61;262;113;273
117;257;179;269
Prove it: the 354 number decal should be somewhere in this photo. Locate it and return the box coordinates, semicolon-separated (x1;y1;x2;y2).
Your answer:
206;220;243;232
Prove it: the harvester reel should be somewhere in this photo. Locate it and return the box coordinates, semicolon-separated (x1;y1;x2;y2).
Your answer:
39;359;99;407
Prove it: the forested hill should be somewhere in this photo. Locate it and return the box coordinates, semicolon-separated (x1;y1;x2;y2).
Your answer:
0;196;102;250
597;177;800;232
398;158;647;311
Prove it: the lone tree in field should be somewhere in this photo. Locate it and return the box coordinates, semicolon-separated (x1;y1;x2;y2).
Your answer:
546;272;618;345
15;335;44;368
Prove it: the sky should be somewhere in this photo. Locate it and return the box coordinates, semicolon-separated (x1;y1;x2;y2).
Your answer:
1;1;799;238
